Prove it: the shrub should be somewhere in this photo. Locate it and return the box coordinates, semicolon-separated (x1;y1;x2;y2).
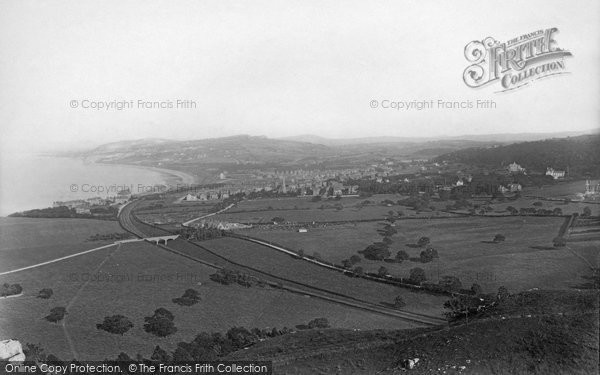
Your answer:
96;315;134;335
439;276;462;292
37;288;53;299
393;296;406;309
359;243;391;260
493;234;506;243
45;307;67;323
307;318;330;329
553;237;566;248
409;268;427;284
1;283;22;297
172;289;201;306
417;237;431;247
395;250;410;262
420;247;439;263
144;308;177;337
377;266;389;277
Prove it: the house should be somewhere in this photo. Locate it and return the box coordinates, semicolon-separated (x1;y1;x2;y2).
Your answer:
508;162;525;173
508;183;522;192
298;228;308;233
546;167;566;180
498;185;510;194
184;194;198;201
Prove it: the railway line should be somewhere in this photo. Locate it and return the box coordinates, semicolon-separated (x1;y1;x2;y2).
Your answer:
118;199;447;326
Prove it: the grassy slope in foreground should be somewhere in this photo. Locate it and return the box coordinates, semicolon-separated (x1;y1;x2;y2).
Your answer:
228;289;599;374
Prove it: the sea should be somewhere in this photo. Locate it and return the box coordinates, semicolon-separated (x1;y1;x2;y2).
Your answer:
0;153;180;217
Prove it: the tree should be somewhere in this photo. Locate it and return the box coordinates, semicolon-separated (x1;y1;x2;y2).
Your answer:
307;318;330;329
439;276;462;292
409;268;427;284
417;237;431;247
393;296;405;309
553;236;566;247
271;217;285;224
395;250;410;262
353;266;364;277
377;266;389;277
359;243;391;260
493;234;506;243
150;345;171;362
172;289;201;306
583;206;592;217
96;315;134;335
553;207;563;216
420;247;439;263
382;236;393;245
497;286;510;301
471;283;483;295
37;288;53;299
349;255;362;264
45;307;67;323
144;308;177;337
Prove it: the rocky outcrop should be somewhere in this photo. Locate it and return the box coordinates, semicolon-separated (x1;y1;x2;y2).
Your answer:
0;339;25;361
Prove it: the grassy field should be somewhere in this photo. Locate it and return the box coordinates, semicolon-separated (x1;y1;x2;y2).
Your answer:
230;290;599;374
522;179;600;198
0;239;419;360
239;215;592;294
209;195;455;224
200;237;447;317
0;217;123;272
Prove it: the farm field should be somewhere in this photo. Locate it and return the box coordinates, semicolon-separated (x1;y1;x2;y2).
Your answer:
0;217;124;272
522;179;600;198
200;237;447;317
238;216;589;294
465;196;597;216
0;240;419;360
210;195;455;224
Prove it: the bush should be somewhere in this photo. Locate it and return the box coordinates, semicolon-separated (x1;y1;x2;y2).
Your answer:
393;296;405;309
553;236;566;247
144;308;177;337
439;276;462;292
172;289;201;306
37;288;53;299
307;318;330;329
1;283;23;297
409;268;427;284
45;307;67;323
359;243;391;260
377;266;389;277
417;237;431;247
493;234;506;243
395;250;410;262
96;315;134;335
419;247;439;263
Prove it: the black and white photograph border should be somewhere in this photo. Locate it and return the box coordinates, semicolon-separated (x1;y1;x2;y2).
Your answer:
0;1;598;374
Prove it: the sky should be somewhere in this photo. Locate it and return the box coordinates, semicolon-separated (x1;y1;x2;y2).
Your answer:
0;0;598;154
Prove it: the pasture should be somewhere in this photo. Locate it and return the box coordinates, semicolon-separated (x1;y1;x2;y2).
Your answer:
0;217;123;272
0;239;419;361
200;237;447;317
210;195;454;224
239;216;590;294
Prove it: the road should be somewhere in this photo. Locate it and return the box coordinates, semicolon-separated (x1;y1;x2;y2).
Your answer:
118;199;447;326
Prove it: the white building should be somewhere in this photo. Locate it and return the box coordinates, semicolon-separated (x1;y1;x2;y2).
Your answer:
546;167;566;180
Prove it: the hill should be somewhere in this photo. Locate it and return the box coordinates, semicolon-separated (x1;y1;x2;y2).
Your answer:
78;135;336;166
434;135;600;177
228;289;599;374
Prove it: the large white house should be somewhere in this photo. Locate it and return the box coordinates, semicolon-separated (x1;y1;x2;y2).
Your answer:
546;167;566;180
